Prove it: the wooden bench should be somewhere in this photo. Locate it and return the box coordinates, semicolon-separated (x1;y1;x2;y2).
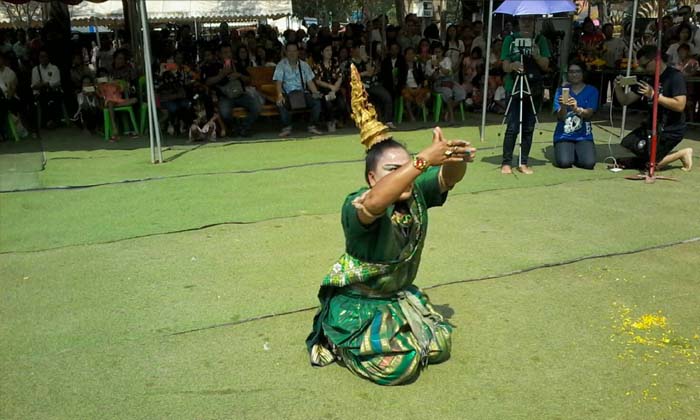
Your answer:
232;66;280;119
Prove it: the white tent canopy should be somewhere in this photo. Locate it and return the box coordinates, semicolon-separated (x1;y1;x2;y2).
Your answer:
69;0;292;21
0;0;292;26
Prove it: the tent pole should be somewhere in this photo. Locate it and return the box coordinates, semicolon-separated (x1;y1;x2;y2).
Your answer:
619;0;639;142
480;0;494;142
93;17;101;48
139;0;163;163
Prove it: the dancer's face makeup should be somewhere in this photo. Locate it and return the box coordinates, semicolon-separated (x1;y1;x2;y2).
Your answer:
368;147;413;201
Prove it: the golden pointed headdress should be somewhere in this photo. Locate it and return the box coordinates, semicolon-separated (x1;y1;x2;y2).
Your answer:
349;63;391;150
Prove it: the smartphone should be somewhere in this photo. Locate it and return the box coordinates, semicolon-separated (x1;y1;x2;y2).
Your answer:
620;75;638;87
96;77;109;84
561;87;570;103
82;86;95;93
431;54;437;61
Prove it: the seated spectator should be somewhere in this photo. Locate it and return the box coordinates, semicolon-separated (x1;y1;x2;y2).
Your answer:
380;42;407;106
312;44;346;132
188;94;219;142
445;25;465;74
416;38;431;65
667;24;699;66
425;42;466;122
236;45;256;69
676;43;699;122
110;49;137;85
70;51;94;94
13;29;28;63
95;39;115;72
552;63;598;169
31;49;63;128
255;46;276;67
273;42;323;137
400;46;431;121
0;51;25;140
202;44;260;137
73;75;100;134
157;63;191;136
460;47;484;99
350;44;394;127
96;69;137;141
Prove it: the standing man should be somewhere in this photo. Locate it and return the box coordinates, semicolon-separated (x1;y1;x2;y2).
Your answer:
499;16;551;175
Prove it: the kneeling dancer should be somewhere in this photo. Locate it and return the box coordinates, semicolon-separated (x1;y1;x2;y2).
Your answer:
306;64;476;385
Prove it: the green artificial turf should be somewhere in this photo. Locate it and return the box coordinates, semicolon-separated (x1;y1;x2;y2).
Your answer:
2;241;698;419
1;120;699;419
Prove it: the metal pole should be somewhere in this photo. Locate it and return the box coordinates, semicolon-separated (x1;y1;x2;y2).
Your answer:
139;0;163;163
619;0;639;142
647;0;664;178
93;17;101;48
480;0;494;142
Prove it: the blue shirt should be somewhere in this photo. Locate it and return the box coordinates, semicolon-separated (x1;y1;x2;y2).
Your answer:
273;58;315;94
553;84;599;142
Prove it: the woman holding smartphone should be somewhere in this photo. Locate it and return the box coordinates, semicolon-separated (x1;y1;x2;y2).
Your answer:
552;62;599;169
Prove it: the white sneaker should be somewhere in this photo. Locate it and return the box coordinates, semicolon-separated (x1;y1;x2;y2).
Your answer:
308;126;322;135
167;124;175;136
278;126;292;137
386;122;396;129
327;121;336;133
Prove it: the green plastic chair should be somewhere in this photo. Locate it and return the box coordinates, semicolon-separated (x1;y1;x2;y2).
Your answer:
395;96;428;124
103;80;139;141
432;93;465;123
6;113;19;142
103;106;138;141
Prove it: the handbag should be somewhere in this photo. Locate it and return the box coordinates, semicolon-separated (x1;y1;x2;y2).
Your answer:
220;77;244;99
287;61;307;110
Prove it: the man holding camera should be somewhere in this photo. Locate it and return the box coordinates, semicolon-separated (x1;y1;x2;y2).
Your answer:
614;46;693;171
500;16;551;175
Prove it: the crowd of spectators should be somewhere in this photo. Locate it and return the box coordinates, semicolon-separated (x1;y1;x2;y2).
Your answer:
2;7;699;143
574;4;700;121
0;14;521;141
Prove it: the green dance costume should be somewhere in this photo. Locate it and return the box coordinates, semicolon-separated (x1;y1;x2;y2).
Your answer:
306;166;453;385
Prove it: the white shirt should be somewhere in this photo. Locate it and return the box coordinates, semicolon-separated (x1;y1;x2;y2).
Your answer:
471;35;486;54
603;37;627;68
494;86;506;101
31;63;61;92
425;57;452;77
406;68;418;88
446;40;465;72
0;66;17;97
667;42;699;65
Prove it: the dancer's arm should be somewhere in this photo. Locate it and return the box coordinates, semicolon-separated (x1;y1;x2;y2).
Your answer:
358;129;469;224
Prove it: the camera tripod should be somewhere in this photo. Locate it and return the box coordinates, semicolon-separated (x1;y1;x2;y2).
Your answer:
501;54;540;168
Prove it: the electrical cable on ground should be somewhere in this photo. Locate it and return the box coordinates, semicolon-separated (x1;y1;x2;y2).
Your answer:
0;174;624;256
168;236;700;337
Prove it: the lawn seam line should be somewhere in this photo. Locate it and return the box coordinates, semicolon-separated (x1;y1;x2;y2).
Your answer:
166;236;700;336
0;176;627;255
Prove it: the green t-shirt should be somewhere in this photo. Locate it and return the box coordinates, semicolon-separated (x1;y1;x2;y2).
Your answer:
500;32;551;94
341;166;447;263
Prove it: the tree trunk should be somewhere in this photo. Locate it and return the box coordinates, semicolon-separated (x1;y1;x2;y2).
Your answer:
394;0;406;22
